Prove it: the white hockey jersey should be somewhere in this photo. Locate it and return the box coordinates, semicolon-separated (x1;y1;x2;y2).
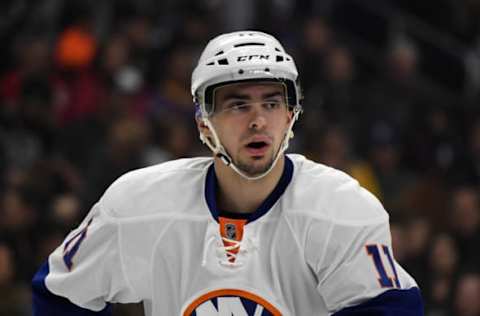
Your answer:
37;154;420;315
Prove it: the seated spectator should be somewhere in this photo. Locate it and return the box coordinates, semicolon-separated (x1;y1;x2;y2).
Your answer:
453;273;480;316
0;242;29;316
449;186;480;267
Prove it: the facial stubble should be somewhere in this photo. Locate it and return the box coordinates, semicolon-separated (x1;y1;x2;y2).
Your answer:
234;143;278;177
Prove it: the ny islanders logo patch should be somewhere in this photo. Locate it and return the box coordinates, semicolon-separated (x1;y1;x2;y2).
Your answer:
183;289;282;316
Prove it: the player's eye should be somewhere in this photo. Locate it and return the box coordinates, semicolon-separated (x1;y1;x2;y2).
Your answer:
263;100;282;110
226;101;250;112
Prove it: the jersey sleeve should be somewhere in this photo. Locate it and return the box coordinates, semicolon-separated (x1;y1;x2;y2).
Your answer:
331;288;423;316
305;179;421;314
32;202;139;313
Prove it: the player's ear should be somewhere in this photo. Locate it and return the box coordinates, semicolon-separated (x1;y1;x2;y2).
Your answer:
196;117;211;137
286;107;294;124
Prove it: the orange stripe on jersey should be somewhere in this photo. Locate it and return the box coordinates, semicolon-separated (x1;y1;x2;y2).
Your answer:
219;217;247;263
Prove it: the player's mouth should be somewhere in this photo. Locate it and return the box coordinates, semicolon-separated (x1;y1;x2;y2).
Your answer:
244;137;272;157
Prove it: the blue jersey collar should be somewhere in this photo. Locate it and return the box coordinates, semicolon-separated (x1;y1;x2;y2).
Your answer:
205;156;294;223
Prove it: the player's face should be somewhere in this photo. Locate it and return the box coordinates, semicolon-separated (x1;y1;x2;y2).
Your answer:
208;82;292;176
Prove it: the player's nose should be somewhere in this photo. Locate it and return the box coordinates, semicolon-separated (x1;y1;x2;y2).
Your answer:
248;107;267;130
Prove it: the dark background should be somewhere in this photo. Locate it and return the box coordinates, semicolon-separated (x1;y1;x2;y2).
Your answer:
0;0;479;315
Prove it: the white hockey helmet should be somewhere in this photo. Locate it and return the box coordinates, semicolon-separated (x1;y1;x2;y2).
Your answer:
191;30;302;116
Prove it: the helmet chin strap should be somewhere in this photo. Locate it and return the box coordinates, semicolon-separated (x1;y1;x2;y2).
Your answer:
200;107;301;181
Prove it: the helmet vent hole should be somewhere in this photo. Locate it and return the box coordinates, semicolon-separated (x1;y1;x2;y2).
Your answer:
238;69;244;74
218;58;229;65
286;57;291;61
264;68;270;72
215;50;224;56
234;42;265;48
275;47;281;52
276;55;284;62
206;62;214;66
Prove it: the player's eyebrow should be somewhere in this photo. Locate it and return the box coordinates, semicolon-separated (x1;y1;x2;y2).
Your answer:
262;91;284;99
220;92;251;101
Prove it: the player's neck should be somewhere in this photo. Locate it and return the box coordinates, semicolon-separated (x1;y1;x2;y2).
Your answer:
214;157;285;214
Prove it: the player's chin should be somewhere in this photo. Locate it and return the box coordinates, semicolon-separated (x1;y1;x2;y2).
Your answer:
238;154;275;175
239;165;270;178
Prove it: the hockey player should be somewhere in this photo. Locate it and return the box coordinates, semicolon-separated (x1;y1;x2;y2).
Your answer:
32;31;424;315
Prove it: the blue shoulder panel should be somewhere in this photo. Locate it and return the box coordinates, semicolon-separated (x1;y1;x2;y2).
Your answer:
32;261;112;316
332;287;424;316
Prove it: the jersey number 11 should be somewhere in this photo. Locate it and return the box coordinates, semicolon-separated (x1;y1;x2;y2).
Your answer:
366;244;401;288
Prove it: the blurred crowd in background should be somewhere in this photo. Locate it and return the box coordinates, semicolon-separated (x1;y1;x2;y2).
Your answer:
0;0;480;315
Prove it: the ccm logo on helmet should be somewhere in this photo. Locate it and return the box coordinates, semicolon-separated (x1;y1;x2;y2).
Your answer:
237;55;270;62
183;289;281;316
